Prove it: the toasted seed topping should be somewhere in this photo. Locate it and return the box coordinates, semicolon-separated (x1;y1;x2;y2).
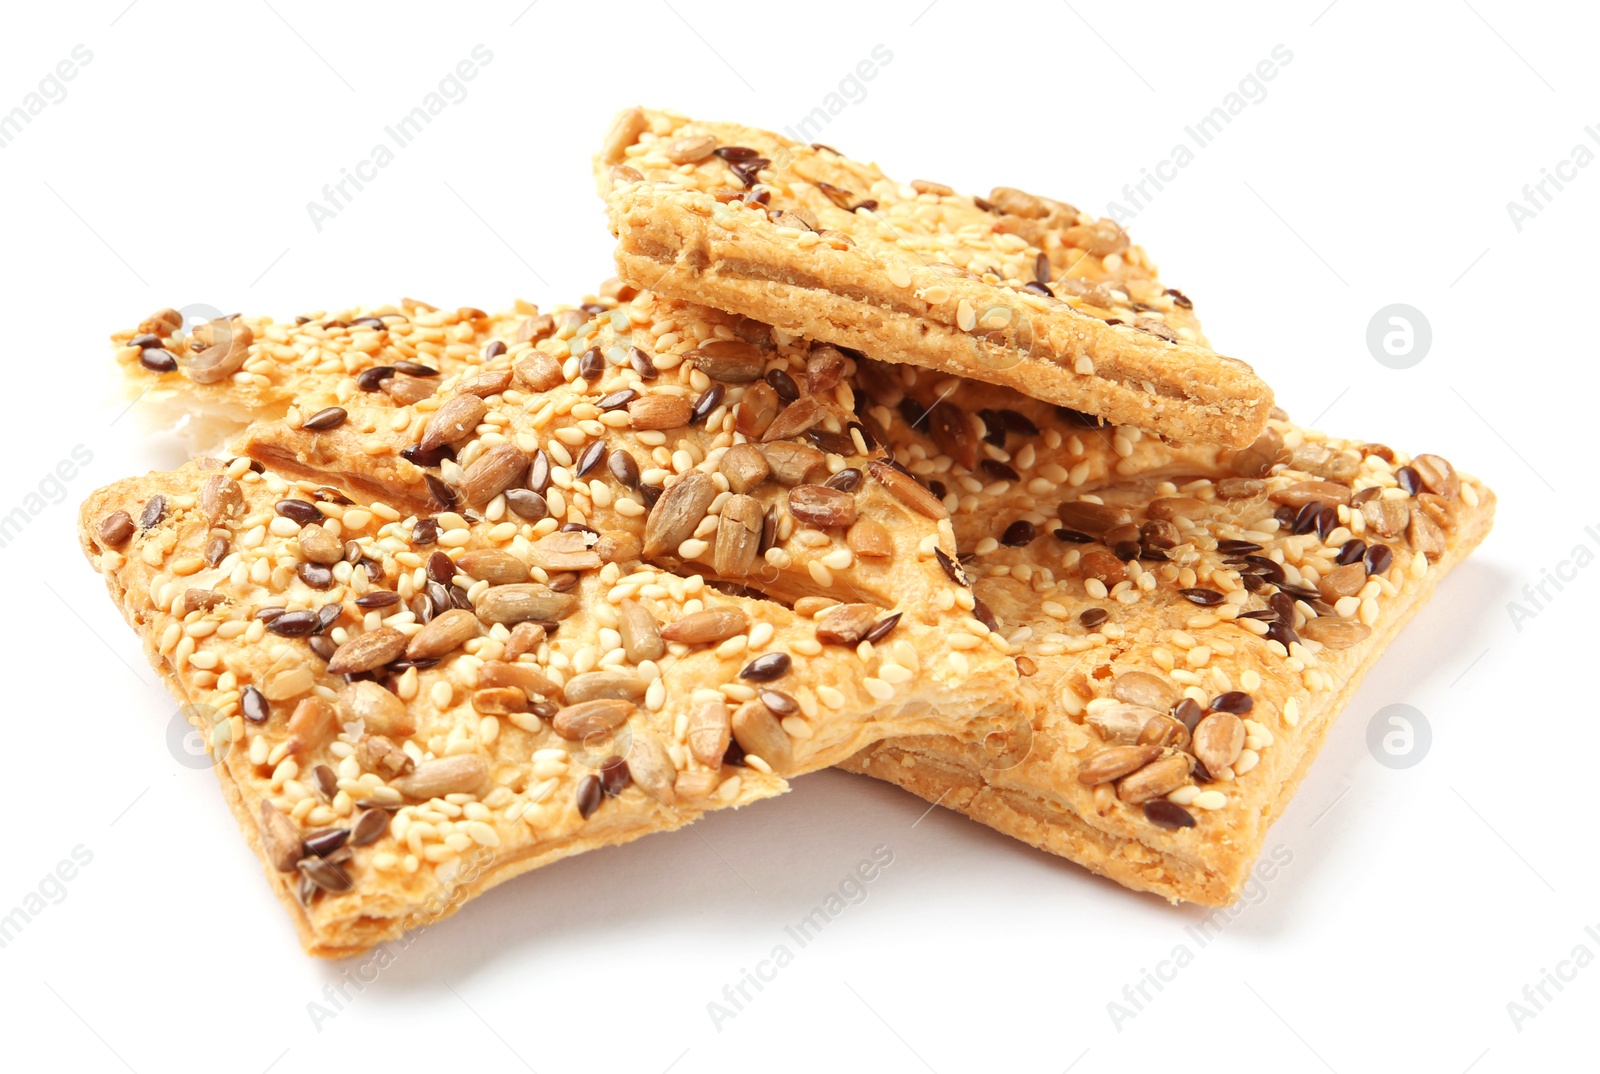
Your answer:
1193;712;1245;773
787;485;857;528
643;470;718;559
139;347;179;373
1143;800;1197;830
816;603;879;646
301;406;348;431
867;460;947;519
475;584;578;625
392;754;489;799
553;699;634;741
139;495;168;530
327;627;408;675
99;510;135;546
1001;520;1036;546
934;548;969;587
420;394;488;453
598;755;632;797
275;499;320;526
1117;753;1191;804
424;473;461;511
660;607;750;645
732;700;792;768
739;653;792;682
259;802;303;872
1209;692;1254;715
1079;608;1109;629
241;685;270;724
575;775;604;819
297;854;353;894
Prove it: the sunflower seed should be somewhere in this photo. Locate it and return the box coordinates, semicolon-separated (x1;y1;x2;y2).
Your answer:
617;599;664;662
714;494;764;575
665;133;718;163
515;352;565;393
642;470;718;558
356;735;413;778
456;549;530;585
1116;753;1191;804
392;754;490;799
260;802;304;872
1299;617;1372;649
787;484;856;528
867;460;946;519
457;368;513;398
186;318;253;384
687;701;732;765
459;444;529;506
552;699;634;741
761;441;825;486
1192;712;1245;773
338;681;414;738
660;607;750;645
475;584;579;625
719;443;770;493
1056;500;1131;534
732;699;792;770
562;671;647;704
625;732;678;805
815;603;878;646
1407;509;1446;561
1111;671;1180;712
326;627;407;675
1411;453;1459;500
690;339;765;383
1137;714;1190;750
762;397;826;442
419;394;488;452
1077;744;1163;785
1087;702;1164;745
1269;480;1351;508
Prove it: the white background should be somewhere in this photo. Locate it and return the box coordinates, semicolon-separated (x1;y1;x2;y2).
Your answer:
1;1;1594;1071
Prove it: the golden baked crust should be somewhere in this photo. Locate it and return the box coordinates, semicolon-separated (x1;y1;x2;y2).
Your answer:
835;368;1495;904
89;294;1034;953
80;460;785;956
596;107;1272;447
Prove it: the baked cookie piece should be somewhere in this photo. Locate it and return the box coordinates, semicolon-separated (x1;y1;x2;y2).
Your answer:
80;459;786;957
834;365;1495;905
596;107;1272;447
112;293;615;452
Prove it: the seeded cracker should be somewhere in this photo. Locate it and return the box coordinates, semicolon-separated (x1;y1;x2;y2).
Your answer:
835;370;1495;904
111;288;1495;908
91;291;1029;953
596;107;1273;448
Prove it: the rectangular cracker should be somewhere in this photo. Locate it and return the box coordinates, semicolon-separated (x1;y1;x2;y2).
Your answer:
81;459;789;956
833;366;1494;904
597;107;1273;448
89;294;1036;952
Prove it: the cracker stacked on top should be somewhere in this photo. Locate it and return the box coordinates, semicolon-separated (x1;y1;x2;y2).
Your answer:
80;108;1493;956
